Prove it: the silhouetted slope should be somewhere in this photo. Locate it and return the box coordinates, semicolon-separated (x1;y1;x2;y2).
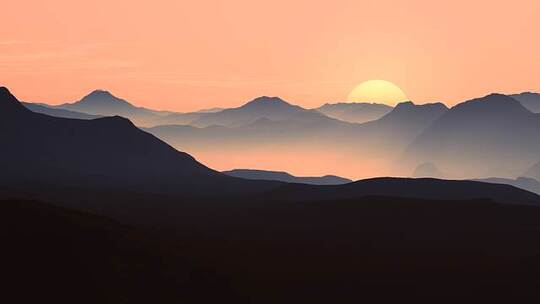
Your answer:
22;101;101;119
1;199;238;304
265;177;540;205
357;101;448;149
190;96;339;127
472;177;540;195
0;87;279;198
316;102;392;123
223;169;352;185
511;92;540;113
370;101;448;128
403;94;540;178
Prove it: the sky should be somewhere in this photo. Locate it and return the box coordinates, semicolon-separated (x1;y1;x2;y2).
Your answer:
1;0;539;111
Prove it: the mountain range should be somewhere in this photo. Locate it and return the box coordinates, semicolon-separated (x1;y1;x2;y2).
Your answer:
4;86;540;205
19;88;540;180
0;87;278;199
7;85;540;302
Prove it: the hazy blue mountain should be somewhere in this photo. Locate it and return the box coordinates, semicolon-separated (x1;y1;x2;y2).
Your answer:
315;102;392;123
403;94;540;178
511;92;540;113
189;96;339;127
146;100;448;178
367;101;447;128
22;102;101;120
471;177;540;195
196;107;224;113
0;87;278;199
149;111;205;127
55;90;167;126
356;101;448;150
223;169;352;185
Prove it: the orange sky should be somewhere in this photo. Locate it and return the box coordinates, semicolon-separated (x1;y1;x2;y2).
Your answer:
1;0;539;111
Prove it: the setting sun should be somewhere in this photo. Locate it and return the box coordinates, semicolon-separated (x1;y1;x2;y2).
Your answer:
348;80;408;106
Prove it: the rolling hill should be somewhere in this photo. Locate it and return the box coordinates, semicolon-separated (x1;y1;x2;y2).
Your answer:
223;169;352;185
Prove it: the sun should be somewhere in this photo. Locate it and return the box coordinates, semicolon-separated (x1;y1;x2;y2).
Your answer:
347;80;407;106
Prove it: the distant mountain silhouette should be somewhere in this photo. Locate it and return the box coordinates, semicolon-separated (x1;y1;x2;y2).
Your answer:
195;107;225;113
22;102;101;119
403;94;540;178
316;102;392;123
0;87;278;198
189;96;339;127
266;177;540;205
55;90;167;126
357;101;448;150
472;177;540;195
147;100;448;178
511;92;540;113
370;101;447;127
223;169;352;185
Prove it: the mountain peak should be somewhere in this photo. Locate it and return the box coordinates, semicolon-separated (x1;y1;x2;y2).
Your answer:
390;101;448;114
394;101;447;110
243;96;291;108
78;89;132;107
86;89;115;98
0;86;30;115
394;101;415;108
451;93;530;115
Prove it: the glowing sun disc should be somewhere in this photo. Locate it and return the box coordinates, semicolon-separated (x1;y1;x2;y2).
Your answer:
348;80;407;106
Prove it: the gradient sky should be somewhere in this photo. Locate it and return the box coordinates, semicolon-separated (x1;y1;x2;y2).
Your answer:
1;0;539;111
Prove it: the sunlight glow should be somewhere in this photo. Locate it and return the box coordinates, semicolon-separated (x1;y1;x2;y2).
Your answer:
348;80;408;106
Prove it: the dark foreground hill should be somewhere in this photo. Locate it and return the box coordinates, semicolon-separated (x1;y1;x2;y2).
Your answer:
263;177;540;205
168;196;540;303
472;177;540;195
0;87;279;199
0;199;238;304
6;196;540;303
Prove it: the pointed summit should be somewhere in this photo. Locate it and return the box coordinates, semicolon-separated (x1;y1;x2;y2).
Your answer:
0;86;30;116
84;89;116;99
242;96;292;109
379;101;447;123
78;89;132;107
448;93;531;117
